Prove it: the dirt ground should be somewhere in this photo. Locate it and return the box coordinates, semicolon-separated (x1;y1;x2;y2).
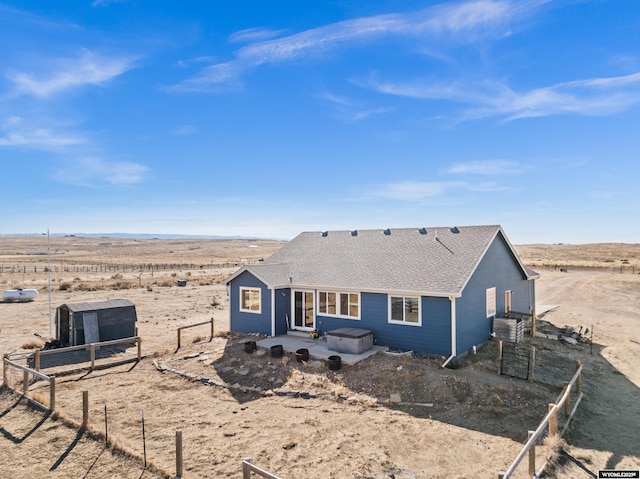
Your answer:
0;237;639;478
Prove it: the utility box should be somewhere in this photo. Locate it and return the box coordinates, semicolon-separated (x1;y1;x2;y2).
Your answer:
327;327;373;354
492;317;524;343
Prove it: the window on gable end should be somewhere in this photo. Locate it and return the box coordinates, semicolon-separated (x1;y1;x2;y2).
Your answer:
240;287;261;314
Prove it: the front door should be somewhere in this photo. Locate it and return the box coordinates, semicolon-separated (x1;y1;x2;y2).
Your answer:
293;290;315;330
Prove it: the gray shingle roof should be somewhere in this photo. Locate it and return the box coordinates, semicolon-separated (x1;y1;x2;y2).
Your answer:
59;299;135;312
228;225;533;296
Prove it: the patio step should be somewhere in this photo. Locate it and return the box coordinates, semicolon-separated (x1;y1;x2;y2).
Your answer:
286;330;311;338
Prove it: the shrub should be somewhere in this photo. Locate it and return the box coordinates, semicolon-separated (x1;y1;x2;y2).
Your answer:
22;339;45;350
112;281;132;290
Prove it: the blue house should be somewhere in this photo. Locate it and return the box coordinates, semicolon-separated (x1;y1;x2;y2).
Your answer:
224;225;538;360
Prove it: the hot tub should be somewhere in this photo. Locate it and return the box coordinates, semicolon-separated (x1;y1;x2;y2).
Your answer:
327;327;373;354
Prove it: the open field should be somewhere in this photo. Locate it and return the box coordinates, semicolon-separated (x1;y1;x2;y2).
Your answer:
1;237;639;478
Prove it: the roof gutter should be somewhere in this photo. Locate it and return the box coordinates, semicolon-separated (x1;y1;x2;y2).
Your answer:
442;296;457;368
270;283;461;298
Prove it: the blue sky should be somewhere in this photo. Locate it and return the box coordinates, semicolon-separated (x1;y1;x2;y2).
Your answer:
1;0;639;243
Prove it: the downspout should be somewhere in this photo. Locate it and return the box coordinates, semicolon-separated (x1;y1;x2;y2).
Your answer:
530;279;537;337
442;296;457;368
270;288;276;337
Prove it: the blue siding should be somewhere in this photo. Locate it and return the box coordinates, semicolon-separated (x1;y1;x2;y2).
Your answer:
372;295;451;356
229;271;272;335
456;233;534;353
317;293;452;356
274;288;290;336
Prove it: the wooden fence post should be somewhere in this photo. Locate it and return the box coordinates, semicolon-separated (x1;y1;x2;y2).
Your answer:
90;344;96;370
210;317;215;340
175;429;183;479
564;382;571;416
548;403;557;436
35;349;41;371
49;376;56;412
497;340;503;374
23;370;29;394
528;346;536;383
137;337;142;362
575;361;582;393
177;329;181;350
243;458;252;479
527;430;536;476
82;390;89;429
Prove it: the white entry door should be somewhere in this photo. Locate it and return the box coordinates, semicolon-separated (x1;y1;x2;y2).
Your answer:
293;290;315;330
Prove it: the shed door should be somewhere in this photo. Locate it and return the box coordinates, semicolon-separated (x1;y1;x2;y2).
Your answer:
59;310;70;345
83;312;100;347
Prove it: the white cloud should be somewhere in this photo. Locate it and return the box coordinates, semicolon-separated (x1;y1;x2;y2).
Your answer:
320;90;353;107
105;161;148;185
363;71;640;121
171;125;197;135
320;90;392;122
445;159;526;175
92;0;127;7
176;56;217;69
173;0;546;90
351;107;393;121
53;157;148;186
169;62;243;92
6;49;135;98
229;27;286;44
363;180;465;201
491;72;640;120
0;116;85;150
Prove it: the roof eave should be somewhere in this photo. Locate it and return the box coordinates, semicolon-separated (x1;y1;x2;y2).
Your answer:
273;283;461;298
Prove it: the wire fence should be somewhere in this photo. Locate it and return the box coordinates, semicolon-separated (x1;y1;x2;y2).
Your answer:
498;361;584;479
532;264;637;274
0;261;248;275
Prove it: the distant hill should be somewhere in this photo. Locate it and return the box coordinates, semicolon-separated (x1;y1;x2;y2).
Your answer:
0;232;285;241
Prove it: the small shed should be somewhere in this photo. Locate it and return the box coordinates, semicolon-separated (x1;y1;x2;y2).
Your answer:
55;299;137;346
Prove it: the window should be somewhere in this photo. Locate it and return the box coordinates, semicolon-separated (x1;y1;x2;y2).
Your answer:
486;287;496;318
318;291;359;319
389;295;421;325
240;287;261;313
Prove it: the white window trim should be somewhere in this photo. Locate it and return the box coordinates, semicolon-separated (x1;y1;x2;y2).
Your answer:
317;291;361;320
240;286;262;314
486;287;496;318
388;295;422;326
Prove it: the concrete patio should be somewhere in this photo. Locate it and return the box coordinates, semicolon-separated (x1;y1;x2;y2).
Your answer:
256;332;385;365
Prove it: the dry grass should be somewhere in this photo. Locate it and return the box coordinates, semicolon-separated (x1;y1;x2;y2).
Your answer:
21;338;44;349
30;390;50;408
515;243;640;269
543;434;567;467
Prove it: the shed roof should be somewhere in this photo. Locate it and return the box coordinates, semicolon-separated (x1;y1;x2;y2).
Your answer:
226;225;537;296
58;298;135;313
